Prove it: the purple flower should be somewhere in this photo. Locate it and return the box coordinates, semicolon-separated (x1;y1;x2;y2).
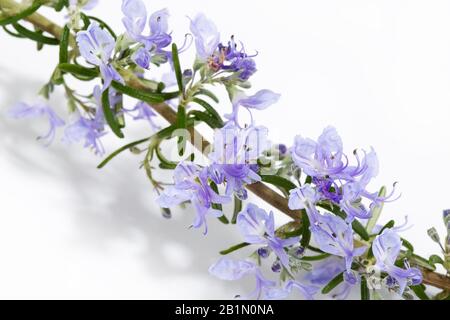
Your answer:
126;101;159;130
132;47;151;69
265;280;318;300
63;86;112;155
158;162;231;234
237;203;299;269
373;229;422;294
304;257;352;299
189;13;221;61
218;36;257;80
208;122;268;198
233;58;257;81
76;22;123;90
63;115;106;156
209;258;276;300
309;212;366;277
292;126;347;179
189;14;257;80
9;101;65;145
225;90;280;126
121;0;171;50
288;185;321;213
210;122;269;165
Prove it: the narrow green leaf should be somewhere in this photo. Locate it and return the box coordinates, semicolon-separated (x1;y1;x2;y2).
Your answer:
379;220;395;235
401;237;414;252
156;118;195;141
428;254;445;268
366;186;387;233
155;146;178;170
102;88;124;138
361;276;370;300
260;175;297;194
58;63;98;79
54;0;69;12
410;253;436;271
232;196;243;224
189;110;222;129
300;211;311;248
220;242;250;255
411;285;429;300
0;0;43;26
2;25;25;38
301;253;331;261
111;81;166;104
12;23;59;45
322;272;344;294
171;43;184;93
97;137;151;169
192;98;224;127
59;25;70;64
176;105;186;155
194;88;220;103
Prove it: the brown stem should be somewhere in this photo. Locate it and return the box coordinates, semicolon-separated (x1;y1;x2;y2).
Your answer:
2;0;449;292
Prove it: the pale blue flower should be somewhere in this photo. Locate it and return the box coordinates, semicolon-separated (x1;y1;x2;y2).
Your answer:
126;101;159;130
189;13;220;61
209;258;276;300
288;185;321;213
208;122;268;198
237;203;299;269
76;22;123;90
225;90;281;126
292;126;347;179
132;47;151;69
158;162;230;234
265;280;318;300
373;229;422;294
310;212;366;278
304;257;352;299
9;101;65;146
121;0;171;50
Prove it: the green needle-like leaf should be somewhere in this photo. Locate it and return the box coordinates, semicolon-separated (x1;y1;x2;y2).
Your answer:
111;81;168;104
220;242;250;255
171;43;184;94
260;175;297;194
59;25;70;64
361;276;370;300
194;88;219;103
58;63;98;79
411;285;429;300
322;272;344;294
12;23;59;45
102;88;124;138
0;0;43;26
232;196;243;224
192;98;224;128
97;137;151;169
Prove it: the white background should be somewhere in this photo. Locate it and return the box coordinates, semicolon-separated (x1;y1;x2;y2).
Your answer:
1;0;450;299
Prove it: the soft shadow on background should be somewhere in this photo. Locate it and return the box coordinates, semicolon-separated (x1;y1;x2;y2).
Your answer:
0;67;252;299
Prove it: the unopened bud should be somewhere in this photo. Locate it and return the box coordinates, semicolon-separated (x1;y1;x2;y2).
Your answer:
427;227;441;244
